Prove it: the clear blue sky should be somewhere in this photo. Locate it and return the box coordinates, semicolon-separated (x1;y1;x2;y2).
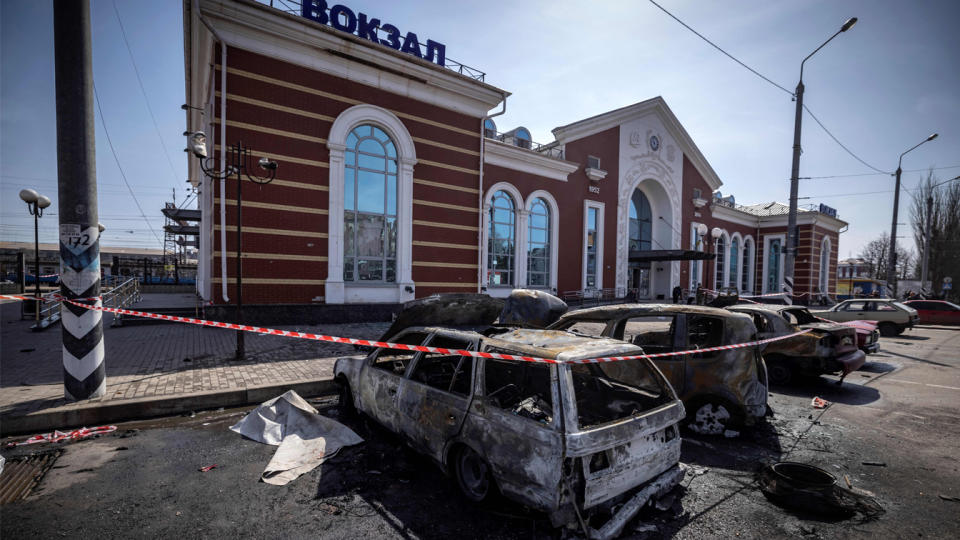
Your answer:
2;0;959;262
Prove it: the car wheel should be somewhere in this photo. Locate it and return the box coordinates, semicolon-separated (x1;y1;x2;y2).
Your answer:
685;399;743;436
337;379;356;417
878;322;898;337
766;357;794;386
454;446;492;503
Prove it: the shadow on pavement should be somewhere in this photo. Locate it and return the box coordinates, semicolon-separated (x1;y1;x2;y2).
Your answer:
770;376;881;406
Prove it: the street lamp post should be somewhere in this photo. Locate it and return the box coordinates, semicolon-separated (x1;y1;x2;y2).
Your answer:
785;17;857;305
694;224;722;303
19;189;52;323
918;175;955;296
887;133;938;298
187;132;277;360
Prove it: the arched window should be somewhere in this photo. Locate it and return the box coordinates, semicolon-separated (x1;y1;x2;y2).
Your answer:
527;198;551;288
715;235;726;288
343;124;397;282
515;127;531;149
741;238;753;292
819;237;831;293
629;190;652;251
488;190;516;286
729;237;739;291
767;238;781;293
484;118;497;138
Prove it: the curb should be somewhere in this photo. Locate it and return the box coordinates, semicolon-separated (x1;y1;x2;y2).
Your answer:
0;378;339;437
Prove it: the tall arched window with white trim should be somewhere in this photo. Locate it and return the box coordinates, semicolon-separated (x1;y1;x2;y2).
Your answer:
729;237;739;291
819;236;831;293
488;190;516;286
527;198;551;288
741;238;753;292
714;235;726;288
343;124;398;282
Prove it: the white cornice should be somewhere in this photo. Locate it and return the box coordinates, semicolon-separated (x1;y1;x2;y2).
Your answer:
711;204;759;228
198;0;507;117
756;212;848;231
484;140;579;182
551;96;723;191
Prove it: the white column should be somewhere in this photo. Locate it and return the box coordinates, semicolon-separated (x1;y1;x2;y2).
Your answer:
516;208;530;288
325;142;346;303
398;157;416;301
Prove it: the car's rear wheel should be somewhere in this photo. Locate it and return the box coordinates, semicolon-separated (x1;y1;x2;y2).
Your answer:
453;446;492;502
337;379;356;417
878;322;898;337
684;397;744;436
765;356;794;386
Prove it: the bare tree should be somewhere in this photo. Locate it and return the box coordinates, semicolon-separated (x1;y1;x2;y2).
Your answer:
911;170;960;300
857;232;913;282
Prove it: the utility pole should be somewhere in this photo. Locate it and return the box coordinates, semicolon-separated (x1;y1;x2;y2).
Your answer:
54;0;105;400
886;133;937;298
920;194;933;296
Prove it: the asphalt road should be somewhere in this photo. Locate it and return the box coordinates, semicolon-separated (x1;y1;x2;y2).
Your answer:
2;325;959;539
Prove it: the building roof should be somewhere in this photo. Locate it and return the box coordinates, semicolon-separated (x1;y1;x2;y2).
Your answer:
0;241;164;256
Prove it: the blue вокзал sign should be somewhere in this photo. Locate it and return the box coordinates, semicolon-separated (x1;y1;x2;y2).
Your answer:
301;1;446;67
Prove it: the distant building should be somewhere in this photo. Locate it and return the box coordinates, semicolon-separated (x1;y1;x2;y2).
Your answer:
838;258;873;279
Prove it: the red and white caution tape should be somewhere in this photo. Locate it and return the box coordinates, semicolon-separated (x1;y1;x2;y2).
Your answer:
58;298;811;365
6;425;117;447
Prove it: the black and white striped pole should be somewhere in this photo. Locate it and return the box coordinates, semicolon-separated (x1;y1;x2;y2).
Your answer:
54;0;105;400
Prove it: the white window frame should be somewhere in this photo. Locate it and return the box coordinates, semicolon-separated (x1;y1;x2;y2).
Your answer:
482;182;523;298
762;233;786;294
742;235;755;294
524;190;560;292
689;221;705;291
819;235;831;293
325;104;417;304
714;230;730;289
729;232;742;292
583;200;605;291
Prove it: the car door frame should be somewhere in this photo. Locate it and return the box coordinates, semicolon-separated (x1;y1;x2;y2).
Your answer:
357;329;430;433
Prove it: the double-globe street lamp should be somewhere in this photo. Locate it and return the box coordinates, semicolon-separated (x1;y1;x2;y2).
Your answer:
784;17;858;304
696;224;722;302
888;133;938;297
187;132;278;360
19;189;52;323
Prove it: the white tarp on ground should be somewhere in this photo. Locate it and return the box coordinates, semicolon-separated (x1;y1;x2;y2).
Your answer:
230;390;363;485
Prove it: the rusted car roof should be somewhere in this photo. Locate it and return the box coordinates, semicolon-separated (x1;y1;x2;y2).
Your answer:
557;303;749;320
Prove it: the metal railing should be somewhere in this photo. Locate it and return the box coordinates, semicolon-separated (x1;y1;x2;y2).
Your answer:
27;276;141;331
259;0;486;82
485;130;565;160
561;287;631;306
103;277;142;327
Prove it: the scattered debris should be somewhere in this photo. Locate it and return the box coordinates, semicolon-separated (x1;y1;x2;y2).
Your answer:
844;474;852;489
938;494;960;503
230;390;363;486
199;464;218;472
723;429;740;438
811;397;831;409
758;462;884;520
685;465;710;477
114;446;128;452
5;426;117;447
367;470;382;475
862;461;887;467
19;348;35;353
654;492;676;511
632;523;658;536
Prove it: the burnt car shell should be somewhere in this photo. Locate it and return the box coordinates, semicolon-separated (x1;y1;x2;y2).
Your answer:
333;325;685;537
379;294;505;339
547;304;769;427
727;304;866;384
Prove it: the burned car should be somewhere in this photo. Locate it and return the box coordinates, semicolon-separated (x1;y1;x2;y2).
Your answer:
334;325;685;538
547;304;768;434
727;304;866;385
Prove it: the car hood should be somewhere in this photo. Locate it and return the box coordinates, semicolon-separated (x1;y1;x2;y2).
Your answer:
798;322;854;335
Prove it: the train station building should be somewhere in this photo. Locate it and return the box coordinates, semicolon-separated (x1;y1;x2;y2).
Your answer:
184;0;846;311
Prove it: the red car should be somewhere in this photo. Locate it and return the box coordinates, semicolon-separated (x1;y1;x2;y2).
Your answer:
836;319;881;354
903;300;960;325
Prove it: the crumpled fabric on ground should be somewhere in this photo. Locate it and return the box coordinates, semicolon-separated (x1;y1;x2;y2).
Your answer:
230;390;363;485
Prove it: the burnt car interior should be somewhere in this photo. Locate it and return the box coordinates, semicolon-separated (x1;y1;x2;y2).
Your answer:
409;335;476;397
781;308;818;325
620;316;675;351
484;356;553;424
372;331;429;376
570;362;672;429
688;315;725;350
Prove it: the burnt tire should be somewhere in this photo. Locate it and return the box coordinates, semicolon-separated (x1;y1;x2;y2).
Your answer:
878;322;898;337
453;446;493;503
766;357;794;386
337;379;357;417
684;398;743;436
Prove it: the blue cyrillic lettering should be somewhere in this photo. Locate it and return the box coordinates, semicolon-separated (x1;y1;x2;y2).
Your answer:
425;40;446;67
400;32;423;58
380;24;402;50
357;13;380;43
300;0;328;24
329;4;357;33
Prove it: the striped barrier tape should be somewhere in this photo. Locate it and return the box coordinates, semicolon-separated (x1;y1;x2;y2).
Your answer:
0;293;101;303
50;298;812;365
6;425;117;447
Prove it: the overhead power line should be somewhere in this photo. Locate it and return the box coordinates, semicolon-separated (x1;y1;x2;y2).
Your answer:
800;164;960;180
93;83;164;249
648;0;794;95
112;0;180;188
648;0;892;177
